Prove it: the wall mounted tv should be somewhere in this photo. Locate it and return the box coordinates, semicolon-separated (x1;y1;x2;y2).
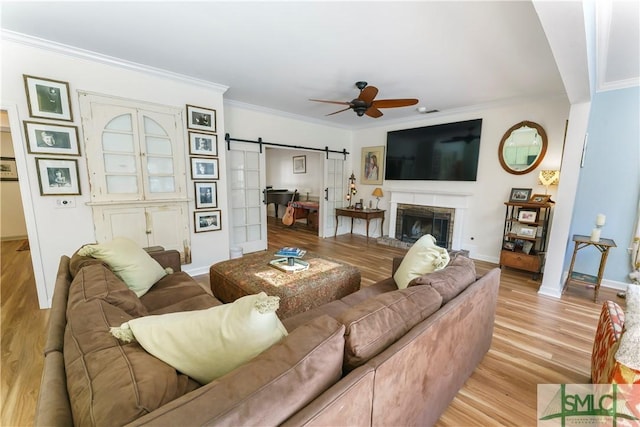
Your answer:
385;118;483;181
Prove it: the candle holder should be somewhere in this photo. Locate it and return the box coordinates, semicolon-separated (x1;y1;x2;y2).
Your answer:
590;214;606;242
346;172;357;208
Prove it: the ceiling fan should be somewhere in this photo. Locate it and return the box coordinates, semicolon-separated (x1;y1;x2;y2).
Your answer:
310;81;419;118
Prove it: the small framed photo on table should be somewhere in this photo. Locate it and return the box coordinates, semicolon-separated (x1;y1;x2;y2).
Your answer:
186;105;216;133
509;188;532;202
35;158;81;196
529;194;551;204
517;225;536;238
194;210;221;233
23;75;73;121
517;210;537;223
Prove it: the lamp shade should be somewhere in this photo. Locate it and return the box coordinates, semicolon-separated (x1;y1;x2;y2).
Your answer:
372;188;384;198
538;170;560;187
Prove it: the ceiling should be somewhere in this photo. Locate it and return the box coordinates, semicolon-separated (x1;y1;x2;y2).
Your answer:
2;1;638;129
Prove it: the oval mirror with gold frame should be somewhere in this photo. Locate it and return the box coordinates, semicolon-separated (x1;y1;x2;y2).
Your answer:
498;121;547;175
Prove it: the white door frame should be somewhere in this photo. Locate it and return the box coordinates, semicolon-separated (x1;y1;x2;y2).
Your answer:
3;103;49;308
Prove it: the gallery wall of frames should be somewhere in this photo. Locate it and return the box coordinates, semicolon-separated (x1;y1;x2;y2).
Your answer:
21;75;223;235
186;104;221;233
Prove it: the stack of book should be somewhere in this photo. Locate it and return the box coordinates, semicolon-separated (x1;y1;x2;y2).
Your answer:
275;247;306;257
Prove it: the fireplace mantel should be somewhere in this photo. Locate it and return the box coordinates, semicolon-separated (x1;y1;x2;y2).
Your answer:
388;189;471;250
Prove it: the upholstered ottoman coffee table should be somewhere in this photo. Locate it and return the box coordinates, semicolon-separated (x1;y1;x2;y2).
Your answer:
209;250;361;318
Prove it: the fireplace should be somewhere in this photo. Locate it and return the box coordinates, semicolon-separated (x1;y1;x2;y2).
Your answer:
387;189;470;251
396;204;454;248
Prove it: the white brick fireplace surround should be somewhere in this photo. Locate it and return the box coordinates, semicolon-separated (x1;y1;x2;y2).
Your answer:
388;189;471;251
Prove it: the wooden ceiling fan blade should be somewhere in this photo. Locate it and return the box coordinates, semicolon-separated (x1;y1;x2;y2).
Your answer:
372;99;419;108
358;86;378;104
365;107;383;118
326;106;352;116
309;99;351;106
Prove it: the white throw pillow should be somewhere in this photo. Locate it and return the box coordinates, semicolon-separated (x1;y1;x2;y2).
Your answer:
615;284;640;370
110;292;288;384
393;234;450;289
77;237;167;297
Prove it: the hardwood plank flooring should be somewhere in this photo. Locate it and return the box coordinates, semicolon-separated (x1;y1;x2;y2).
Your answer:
1;222;624;426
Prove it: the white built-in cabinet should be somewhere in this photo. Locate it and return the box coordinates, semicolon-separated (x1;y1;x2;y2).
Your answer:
79;93;190;261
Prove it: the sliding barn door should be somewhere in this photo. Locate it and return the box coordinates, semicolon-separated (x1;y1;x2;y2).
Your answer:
227;141;267;254
321;154;346;238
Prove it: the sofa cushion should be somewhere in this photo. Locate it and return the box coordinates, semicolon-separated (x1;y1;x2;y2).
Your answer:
77;237;167;297
409;255;476;303
393;234;450;289
71;263;149;317
140;271;221;314
64;268;196;427
128;315;346;426
337;285;443;372
112;292;288;384
68;249;107;278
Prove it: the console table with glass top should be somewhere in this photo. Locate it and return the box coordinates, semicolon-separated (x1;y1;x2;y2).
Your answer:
563;234;617;302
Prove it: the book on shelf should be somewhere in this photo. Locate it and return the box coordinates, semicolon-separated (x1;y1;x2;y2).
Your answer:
275;247;305;257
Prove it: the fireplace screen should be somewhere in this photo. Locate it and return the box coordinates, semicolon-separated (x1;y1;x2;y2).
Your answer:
396;205;454;248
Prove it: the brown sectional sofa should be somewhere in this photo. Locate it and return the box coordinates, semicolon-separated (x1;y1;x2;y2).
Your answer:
36;250;500;426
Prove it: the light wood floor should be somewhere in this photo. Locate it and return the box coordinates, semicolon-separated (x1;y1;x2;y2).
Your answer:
1;221;624;426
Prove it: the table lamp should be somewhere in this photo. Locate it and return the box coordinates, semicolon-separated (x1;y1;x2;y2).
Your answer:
372;187;384;209
538;170;560;195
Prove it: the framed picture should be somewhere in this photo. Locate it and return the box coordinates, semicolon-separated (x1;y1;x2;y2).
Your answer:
194;210;221;233
517;210;537;223
194;181;218;209
188;132;218;157
191;157;219;180
24;121;80;156
293;155;306;174
522;241;534;255
186;105;216;132
530;194;551;204
0;157;18;181
23;75;73;121
361;146;384;185
509;188;532;203
35;158;81;196
517;225;536;238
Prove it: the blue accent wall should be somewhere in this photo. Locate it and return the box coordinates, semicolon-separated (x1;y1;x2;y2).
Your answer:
567;86;640;285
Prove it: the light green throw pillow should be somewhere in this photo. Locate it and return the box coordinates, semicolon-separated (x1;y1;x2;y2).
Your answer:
393;234;450;289
110;292;288;384
77;237;167;297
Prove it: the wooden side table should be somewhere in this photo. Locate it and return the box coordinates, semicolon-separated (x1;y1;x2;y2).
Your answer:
563;234;617;302
335;208;385;239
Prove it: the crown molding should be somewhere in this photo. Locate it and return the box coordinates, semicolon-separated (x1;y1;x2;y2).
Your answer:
1;30;229;94
223;99;353;130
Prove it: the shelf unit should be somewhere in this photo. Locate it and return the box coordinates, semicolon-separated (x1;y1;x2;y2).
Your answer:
499;201;553;277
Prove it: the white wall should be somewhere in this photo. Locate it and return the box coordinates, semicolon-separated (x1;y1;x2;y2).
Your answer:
2;38;229;307
351;97;570;263
265;147;323;216
0;130;28;240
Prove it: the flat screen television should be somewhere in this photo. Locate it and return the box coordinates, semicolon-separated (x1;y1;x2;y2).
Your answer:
385;118;482;181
